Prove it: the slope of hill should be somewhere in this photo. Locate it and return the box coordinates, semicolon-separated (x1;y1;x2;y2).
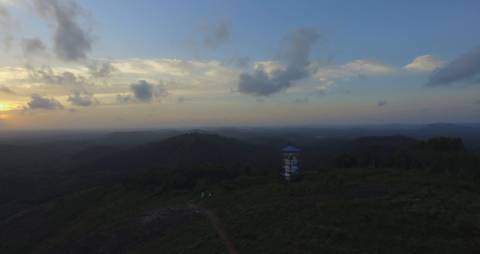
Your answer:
1;168;480;254
86;133;279;172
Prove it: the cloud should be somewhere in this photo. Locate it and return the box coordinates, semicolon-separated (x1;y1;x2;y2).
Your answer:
342;60;395;75
21;37;47;55
32;0;92;61
117;80;168;103
87;61;116;78
0;85;14;94
316;86;328;96
294;97;309;104
428;47;480;86
313;59;395;83
377;99;387;107
116;94;133;104
131;80;167;102
0;58;237;101
25;93;64;110
203;20;231;50
404;55;443;72
238;28;319;96
228;57;250;68
27;65;89;87
67;90;98;107
0;3;7;17
0;2;13;49
110;58;239;95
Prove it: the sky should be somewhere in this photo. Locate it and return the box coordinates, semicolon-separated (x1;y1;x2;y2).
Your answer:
0;0;479;130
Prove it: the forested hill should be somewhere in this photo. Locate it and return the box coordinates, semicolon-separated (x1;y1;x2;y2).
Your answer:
78;133;279;172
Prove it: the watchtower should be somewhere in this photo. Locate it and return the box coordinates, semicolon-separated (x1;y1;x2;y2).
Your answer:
282;146;300;181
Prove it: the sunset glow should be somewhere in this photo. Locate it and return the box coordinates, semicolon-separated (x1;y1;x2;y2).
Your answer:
0;103;15;112
0;1;478;130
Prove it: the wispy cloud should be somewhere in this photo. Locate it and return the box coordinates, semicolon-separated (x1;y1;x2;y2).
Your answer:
32;0;92;61
313;59;395;83
21;37;47;55
203;20;230;50
404;55;444;72
0;1;13;49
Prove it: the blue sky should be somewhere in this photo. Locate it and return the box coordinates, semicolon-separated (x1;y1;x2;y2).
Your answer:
81;0;480;61
0;0;479;129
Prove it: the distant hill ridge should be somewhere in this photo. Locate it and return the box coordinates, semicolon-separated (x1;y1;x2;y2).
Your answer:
353;135;418;147
89;133;278;171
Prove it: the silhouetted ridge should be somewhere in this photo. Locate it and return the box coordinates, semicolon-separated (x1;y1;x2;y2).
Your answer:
92;133;278;171
353;135;418;148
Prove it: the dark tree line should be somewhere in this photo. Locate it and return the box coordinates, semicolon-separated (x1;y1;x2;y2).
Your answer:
333;137;480;178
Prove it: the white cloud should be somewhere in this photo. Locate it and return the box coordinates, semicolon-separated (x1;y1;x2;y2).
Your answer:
313;59;395;83
404;55;444;72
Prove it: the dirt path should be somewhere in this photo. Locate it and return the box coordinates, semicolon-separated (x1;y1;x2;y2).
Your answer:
189;204;239;254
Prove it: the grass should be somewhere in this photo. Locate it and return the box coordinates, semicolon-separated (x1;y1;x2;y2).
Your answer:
2;168;480;253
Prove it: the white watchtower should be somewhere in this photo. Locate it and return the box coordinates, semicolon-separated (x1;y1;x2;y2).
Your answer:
282;146;301;181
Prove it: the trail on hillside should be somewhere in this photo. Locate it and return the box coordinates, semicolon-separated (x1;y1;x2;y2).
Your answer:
189;204;239;254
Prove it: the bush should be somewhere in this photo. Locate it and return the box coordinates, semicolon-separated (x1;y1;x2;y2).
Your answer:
334;153;358;168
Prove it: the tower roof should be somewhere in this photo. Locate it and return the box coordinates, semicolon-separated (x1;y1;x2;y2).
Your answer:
282;146;301;153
